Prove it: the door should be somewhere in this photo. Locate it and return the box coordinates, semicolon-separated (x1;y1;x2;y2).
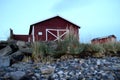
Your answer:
46;29;69;41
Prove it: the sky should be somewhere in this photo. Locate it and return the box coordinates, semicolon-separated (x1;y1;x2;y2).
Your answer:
0;0;120;42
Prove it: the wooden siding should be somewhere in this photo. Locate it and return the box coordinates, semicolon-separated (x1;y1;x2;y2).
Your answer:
30;16;80;41
91;35;116;44
13;35;31;42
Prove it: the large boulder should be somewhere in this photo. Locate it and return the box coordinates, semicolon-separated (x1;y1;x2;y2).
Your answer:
40;66;55;74
19;48;32;56
0;42;18;57
0;41;8;50
0;46;12;56
16;41;26;48
9;43;18;53
9;71;25;80
10;51;24;64
11;62;32;70
0;56;10;67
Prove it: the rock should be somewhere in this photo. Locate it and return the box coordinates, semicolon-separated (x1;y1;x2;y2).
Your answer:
11;62;32;70
0;56;10;67
0;46;12;56
40;66;55;74
67;77;78;80
97;59;101;65
2;73;12;80
19;48;32;56
0;41;8;50
4;67;15;72
0;68;5;77
78;74;84;80
9;43;18;53
20;72;35;80
16;41;26;48
107;73;115;80
10;51;24;64
34;73;40;79
26;42;31;47
115;72;120;80
0;57;120;80
51;73;59;79
81;63;88;68
9;71;25;80
57;71;64;75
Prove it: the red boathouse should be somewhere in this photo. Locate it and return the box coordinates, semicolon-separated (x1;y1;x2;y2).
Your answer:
11;16;80;42
91;35;117;44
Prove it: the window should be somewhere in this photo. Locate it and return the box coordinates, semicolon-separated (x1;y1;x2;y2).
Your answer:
38;32;42;35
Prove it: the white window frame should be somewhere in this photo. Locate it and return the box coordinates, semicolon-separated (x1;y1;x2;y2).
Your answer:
38;32;42;35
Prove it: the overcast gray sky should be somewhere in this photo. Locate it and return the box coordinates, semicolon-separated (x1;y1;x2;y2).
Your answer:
0;0;120;42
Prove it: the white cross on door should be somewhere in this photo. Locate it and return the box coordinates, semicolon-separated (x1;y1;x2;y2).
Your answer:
46;29;69;41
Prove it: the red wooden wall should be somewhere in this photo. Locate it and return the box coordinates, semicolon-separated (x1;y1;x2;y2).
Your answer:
13;35;31;42
29;16;80;41
12;16;80;42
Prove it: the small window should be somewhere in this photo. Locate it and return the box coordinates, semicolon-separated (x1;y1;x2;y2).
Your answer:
38;32;42;35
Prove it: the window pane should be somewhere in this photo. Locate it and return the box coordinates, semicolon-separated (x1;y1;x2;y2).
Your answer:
38;32;42;35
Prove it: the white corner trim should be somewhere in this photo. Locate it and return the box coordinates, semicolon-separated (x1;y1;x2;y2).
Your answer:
32;26;35;42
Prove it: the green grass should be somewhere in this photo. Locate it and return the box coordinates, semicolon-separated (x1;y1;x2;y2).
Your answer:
30;32;120;61
31;41;120;61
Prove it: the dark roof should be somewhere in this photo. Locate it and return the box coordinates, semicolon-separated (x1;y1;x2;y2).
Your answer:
29;16;80;34
91;35;116;41
108;35;116;38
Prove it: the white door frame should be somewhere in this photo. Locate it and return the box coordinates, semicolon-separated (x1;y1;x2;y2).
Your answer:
46;29;69;41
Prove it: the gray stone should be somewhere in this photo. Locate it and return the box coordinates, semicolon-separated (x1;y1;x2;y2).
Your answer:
0;57;120;80
16;41;26;48
11;62;32;70
10;51;24;63
0;41;8;50
19;48;32;56
52;73;59;79
5;67;15;72
19;72;35;80
9;71;25;80
0;56;10;67
107;74;115;80
40;66;55;74
115;72;120;80
97;59;101;65
0;46;12;56
34;73;40;79
81;63;88;68
57;71;64;75
4;73;11;79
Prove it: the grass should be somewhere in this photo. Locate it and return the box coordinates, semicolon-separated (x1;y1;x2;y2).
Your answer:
30;41;120;62
102;42;120;56
27;28;120;62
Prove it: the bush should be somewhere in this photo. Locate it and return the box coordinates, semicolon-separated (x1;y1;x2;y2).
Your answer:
79;43;105;58
31;33;120;60
114;42;120;52
49;31;81;58
63;32;80;55
90;44;105;57
31;42;41;62
102;42;120;56
32;41;52;62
